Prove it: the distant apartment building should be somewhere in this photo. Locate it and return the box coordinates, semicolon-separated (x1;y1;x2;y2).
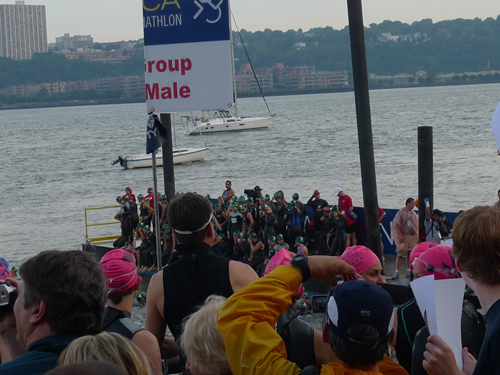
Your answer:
0;0;47;59
274;64;348;89
55;33;93;51
95;76;144;96
235;63;274;92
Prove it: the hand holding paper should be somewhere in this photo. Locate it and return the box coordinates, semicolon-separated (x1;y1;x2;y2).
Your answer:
411;275;466;370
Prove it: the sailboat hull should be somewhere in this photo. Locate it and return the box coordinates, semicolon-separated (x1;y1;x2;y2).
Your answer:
185;116;271;135
121;147;209;169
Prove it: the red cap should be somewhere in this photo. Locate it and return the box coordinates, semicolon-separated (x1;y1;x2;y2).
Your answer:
313;190;320;195
100;249;138;293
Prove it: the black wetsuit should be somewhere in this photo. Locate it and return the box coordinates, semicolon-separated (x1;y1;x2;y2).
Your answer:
163;243;232;340
129;201;139;232
328;215;347;256
141;231;156;268
261;212;276;249
277;306;316;370
242;212;252;236
121;202;133;244
273;200;288;236
140;201;151;226
161;231;174;265
306;197;329;232
214;209;226;234
234;240;251;262
102;307;143;340
247;204;259;234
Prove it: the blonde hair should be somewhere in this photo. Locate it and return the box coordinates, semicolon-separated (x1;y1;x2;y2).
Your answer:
180;295;230;375
59;332;151;375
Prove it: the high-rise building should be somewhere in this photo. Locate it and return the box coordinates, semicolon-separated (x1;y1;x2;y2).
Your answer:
0;1;48;60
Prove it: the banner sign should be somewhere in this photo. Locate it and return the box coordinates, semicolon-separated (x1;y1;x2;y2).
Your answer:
143;0;234;113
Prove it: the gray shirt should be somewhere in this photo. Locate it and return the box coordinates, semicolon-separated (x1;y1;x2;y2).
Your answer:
424;218;441;244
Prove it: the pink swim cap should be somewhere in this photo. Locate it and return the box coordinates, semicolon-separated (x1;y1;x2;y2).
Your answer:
265;249;304;298
100;249;138;293
409;241;439;267
0;258;12;281
413;245;460;280
340;246;380;275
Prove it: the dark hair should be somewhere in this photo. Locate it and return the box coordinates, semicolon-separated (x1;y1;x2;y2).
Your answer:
405;198;414;206
167;192;212;245
108;285;135;305
329;323;388;368
226;180;231;185
452;206;500;284
19;250;106;335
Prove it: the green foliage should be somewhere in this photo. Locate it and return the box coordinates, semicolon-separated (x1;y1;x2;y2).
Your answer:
461;74;469;81
418;77;425;83
0;51;143;90
2;16;500;93
452;75;461;81
408;76;416;83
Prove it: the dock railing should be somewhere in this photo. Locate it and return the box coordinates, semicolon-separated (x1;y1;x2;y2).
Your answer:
84;205;121;243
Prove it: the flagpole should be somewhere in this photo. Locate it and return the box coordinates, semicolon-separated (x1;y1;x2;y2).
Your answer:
151;151;162;270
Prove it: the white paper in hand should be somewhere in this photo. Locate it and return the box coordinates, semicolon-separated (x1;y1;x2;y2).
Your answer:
410;275;465;370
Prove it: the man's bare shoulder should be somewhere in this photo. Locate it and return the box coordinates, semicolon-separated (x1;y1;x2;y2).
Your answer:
228;261;258;292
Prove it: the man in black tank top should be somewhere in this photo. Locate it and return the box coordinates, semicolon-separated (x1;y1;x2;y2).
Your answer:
145;193;258;374
100;249;163;375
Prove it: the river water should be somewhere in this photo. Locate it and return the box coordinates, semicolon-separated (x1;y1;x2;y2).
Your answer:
1;82;499;334
1;83;500;266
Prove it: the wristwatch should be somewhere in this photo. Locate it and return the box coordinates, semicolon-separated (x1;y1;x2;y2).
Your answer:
290;255;311;282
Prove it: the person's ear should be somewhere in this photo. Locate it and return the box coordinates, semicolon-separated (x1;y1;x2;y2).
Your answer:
30;298;47;324
322;322;330;343
455;258;463;272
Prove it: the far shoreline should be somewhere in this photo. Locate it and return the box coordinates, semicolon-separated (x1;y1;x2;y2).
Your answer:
1;80;497;111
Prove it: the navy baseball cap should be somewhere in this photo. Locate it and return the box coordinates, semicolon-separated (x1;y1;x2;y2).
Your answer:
327;280;394;342
254;186;262;191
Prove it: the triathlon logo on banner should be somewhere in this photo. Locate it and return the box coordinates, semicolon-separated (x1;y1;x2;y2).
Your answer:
143;0;234;113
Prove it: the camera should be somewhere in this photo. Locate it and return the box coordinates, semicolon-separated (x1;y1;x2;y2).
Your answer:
244;187;262;200
0;282;17;312
311;294;328;314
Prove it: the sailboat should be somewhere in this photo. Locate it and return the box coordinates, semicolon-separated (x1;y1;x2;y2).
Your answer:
183;18;273;135
112;114;209;169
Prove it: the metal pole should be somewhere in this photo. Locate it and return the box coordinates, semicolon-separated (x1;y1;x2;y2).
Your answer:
418;126;433;242
160;113;176;203
151;152;162;269
346;0;381;259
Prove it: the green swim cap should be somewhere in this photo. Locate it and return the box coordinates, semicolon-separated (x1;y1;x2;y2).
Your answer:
249;232;257;238
144;225;150;231
138;194;144;199
295;236;304;244
247;197;254;203
274;192;282;199
290;201;297;207
293;193;299;200
261;205;269;211
237;232;244;239
116;196;122;202
137;222;144;228
277;234;284;240
268;235;276;242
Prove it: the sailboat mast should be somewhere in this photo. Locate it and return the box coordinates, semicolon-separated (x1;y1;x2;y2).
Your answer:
229;1;237;117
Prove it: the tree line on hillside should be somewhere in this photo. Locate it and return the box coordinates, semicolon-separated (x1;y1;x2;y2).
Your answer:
1;15;500;90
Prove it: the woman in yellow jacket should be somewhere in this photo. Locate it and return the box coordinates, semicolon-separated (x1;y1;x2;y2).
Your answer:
218;256;408;375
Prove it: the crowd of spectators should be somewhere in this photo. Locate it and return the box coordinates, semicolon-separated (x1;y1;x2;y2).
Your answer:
0;183;499;375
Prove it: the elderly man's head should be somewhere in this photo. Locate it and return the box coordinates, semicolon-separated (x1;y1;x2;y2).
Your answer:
15;250;106;348
180;295;230;375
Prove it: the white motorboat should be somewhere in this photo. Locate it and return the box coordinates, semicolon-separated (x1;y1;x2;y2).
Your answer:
113;146;209;169
183;110;271;135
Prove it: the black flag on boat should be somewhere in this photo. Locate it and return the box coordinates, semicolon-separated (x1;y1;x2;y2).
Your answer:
146;110;168;154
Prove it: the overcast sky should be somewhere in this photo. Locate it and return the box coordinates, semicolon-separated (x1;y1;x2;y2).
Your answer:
34;0;500;43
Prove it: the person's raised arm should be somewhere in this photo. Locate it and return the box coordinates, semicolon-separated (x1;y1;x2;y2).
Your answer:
425;198;431;221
